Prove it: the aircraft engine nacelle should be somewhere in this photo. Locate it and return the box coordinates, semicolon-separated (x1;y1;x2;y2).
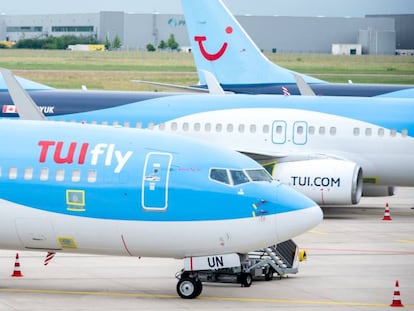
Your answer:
362;185;395;197
272;159;363;205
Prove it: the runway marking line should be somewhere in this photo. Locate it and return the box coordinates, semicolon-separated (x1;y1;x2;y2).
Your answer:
0;288;413;308
0;288;176;299
304;247;414;255
398;239;414;244
308;230;328;235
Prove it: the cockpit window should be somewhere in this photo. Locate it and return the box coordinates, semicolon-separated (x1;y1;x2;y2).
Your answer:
210;169;230;184
230;170;250;185
246;169;273;182
210;168;273;186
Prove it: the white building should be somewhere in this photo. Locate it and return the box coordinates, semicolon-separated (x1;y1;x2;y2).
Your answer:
332;44;362;55
0;11;412;54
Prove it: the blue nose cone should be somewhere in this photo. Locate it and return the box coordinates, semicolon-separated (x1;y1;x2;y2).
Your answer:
273;183;323;242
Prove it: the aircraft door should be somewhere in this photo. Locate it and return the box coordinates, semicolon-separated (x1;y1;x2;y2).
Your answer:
271;120;287;144
142;152;172;211
293;121;308;145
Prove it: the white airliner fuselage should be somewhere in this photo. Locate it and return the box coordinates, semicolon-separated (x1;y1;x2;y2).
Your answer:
0;119;321;258
49;94;414;205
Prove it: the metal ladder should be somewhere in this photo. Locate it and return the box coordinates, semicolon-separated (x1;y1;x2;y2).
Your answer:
247;239;300;279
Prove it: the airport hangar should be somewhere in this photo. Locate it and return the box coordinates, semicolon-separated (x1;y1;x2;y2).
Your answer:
0;11;413;55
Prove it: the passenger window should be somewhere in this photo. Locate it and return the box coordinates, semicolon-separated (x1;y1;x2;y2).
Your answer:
297;126;304;135
263;125;270;134
56;169;65;182
276;125;283;134
365;128;372;136
250;124;256;133
9;167;18;180
113;121;119;126
238;124;245;133
205;123;211;132
40;168;49;181
378;128;385;137
330;127;337;136
171;122;178;131
72;169;81;182
158;123;165;131
194;123;201;132
402;129;408;137
319;127;325;135
309;126;315;135
227;124;234;132
353;128;360;136
230;170;249;185
123;121;130;128
136;122;142;129
216;123;222;132
87;170;97;183
390;129;397;137
24;168;33;180
148;122;154;130
183;122;189;132
210;169;229;185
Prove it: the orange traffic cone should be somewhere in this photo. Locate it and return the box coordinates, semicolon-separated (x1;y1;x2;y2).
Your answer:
390;280;404;307
382;203;392;221
11;253;23;277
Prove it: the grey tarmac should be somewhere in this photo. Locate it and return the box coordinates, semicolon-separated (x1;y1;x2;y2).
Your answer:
0;188;413;310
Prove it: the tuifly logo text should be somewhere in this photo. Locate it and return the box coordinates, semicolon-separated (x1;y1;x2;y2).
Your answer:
38;141;133;173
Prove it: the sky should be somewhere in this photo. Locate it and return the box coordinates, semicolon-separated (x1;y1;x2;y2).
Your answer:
1;0;414;17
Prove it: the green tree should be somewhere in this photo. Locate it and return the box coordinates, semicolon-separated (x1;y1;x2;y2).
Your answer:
167;34;179;51
112;35;121;49
146;43;156;52
14;35;98;50
104;35;111;50
158;40;167;50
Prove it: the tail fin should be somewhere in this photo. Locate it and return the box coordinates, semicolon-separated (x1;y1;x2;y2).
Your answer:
181;0;324;86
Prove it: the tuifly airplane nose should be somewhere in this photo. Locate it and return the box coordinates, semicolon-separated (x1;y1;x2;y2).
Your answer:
274;183;323;242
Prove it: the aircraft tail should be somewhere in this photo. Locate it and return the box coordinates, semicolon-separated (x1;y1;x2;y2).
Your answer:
181;0;325;86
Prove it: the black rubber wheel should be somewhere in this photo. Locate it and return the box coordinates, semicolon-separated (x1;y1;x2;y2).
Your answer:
264;267;274;281
194;278;203;297
241;273;253;287
177;277;202;299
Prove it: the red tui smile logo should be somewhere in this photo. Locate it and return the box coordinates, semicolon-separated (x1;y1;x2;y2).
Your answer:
194;26;233;61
